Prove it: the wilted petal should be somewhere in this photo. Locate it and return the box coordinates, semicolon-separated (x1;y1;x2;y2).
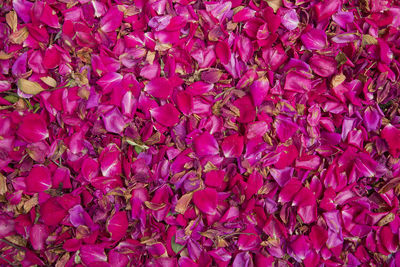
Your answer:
40;199;68;226
205;170;225;189
69;205;86;227
314;0;340;22
284;71;312;92
364;106;381;131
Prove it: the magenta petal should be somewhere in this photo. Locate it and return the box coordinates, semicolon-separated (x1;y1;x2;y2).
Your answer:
381;124;400;158
17;113;49;143
100;6;123;32
275;116;298;142
282;9;299;30
363;106;381;131
80;245;108;266
295;155;321;170
216;41;231;65
40;199;67;226
237;225;259;251
309;54;337;77
279;179;302;203
250;77;269;107
233;8;256;23
109;250;129;267
205;170;225;189
301;28;327;50
150;103;180;127
99;144;121;177
25;165;52;193
193;188;218;215
193;132;219;157
237;36;253;62
107;211;129;241
13;0;33;23
102;107;126;134
380;226;398;253
186;81;214;96
176;91;193;115
69;205;86;227
221;134;244;158
81;157;99;181
309;225;328;251
314;0;340;21
233;95;256;123
284;71;312;92
145;77;173;99
63;238;82;252
30;224;48;251
43;46;61;69
290;235;311;260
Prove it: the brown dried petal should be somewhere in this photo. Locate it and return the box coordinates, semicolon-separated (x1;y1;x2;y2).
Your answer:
9;27;29;44
6;11;18;32
175;192;193;214
0;173;7;195
17;79;45;95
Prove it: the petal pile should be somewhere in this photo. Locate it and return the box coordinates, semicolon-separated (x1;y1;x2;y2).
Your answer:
0;0;400;266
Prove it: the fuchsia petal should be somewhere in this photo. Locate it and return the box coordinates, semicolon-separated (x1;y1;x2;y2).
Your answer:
99;144;121;178
145;77;173;99
150;103;180;127
100;6;123;32
193;132;219;157
233;96;256;123
103;107;126;134
30;224;48;251
80;245;108;265
381;124;400;157
25;165;52;192
310;55;337;77
216;41;231;65
221;134;244;158
107;211;129;241
193;188;218;215
301;28;327;50
186;81;214;95
17;113;49;143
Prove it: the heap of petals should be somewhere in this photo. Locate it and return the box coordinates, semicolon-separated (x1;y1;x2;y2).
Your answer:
0;0;400;266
